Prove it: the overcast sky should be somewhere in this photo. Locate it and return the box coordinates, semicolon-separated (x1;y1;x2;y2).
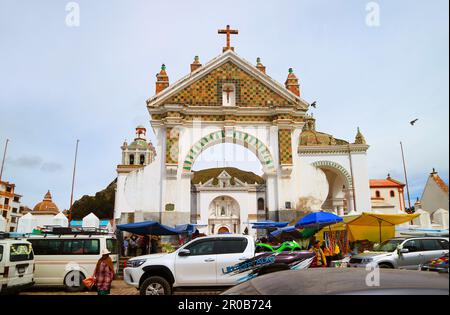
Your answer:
0;0;448;210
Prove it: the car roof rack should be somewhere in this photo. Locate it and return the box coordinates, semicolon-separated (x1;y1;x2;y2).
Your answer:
33;226;113;237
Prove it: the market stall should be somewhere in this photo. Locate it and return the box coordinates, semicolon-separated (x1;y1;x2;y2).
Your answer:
344;212;420;243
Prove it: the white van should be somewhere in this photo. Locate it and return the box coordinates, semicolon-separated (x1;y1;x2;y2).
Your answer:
27;233;119;291
0;235;35;294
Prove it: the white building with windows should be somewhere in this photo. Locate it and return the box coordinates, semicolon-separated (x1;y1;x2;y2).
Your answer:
0;180;23;232
369;175;406;214
113;32;373;235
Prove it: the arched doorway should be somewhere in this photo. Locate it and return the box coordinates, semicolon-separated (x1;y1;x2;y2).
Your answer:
208;196;240;234
311;161;354;215
218;226;230;234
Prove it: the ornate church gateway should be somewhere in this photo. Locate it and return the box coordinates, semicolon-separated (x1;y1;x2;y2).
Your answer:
114;26;371;236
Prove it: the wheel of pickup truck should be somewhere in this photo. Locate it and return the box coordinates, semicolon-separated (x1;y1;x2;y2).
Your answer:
140;276;172;295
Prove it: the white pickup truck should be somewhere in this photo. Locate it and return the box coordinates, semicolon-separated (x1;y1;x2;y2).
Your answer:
124;234;258;295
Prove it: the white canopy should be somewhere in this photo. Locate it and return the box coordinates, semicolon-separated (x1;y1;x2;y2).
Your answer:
17;213;38;234
52;212;69;227
82;213;100;229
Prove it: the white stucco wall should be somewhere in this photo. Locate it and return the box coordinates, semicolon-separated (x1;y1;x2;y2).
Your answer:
196;190;257;237
297;151;371;213
370;187;404;213
421;177;449;214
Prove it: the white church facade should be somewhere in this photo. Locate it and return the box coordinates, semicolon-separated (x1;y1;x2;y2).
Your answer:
114;27;372;235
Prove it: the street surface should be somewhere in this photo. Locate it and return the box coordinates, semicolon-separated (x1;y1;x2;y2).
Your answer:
20;280;223;295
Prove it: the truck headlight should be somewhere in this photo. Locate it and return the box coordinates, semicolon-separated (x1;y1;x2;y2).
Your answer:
129;259;146;268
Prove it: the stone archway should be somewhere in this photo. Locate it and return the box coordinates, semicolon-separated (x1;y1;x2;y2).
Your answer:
182;130;276;174
311;160;354;215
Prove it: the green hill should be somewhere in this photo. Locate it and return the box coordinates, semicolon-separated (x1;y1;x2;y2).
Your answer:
70;179;117;220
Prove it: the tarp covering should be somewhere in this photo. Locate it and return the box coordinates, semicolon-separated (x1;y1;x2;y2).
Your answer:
270;226;318;241
117;221;185;235
344;213;420;243
174;224;207;234
250;221;289;229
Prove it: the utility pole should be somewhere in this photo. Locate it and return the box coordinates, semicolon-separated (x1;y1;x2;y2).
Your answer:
0;139;9;184
68;140;80;226
400;141;412;210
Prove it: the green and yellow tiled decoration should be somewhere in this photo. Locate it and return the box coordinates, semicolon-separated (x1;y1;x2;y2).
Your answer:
165;127;179;165
278;129;293;165
164;62;295;107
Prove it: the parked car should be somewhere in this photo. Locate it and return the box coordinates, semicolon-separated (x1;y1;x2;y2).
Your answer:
26;232;119;291
222;268;449;295
124;234;315;295
0;233;35;295
420;253;449;273
348;237;449;269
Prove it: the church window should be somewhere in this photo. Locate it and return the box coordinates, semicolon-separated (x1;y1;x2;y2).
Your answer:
140;154;145;165
285;201;292;209
257;198;265;211
129;154;135;165
222;83;236;106
375;190;381;198
390;190;395;197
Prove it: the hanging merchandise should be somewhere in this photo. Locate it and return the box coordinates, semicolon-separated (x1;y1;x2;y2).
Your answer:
323;230;349;256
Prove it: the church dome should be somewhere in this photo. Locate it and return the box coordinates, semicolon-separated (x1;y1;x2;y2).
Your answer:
32;190;60;215
128;139;149;149
299;118;348;146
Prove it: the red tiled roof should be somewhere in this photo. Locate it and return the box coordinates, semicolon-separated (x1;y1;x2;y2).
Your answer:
432;174;449;195
370;178;405;188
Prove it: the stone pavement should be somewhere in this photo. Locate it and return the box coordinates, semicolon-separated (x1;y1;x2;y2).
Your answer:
20;280;222;295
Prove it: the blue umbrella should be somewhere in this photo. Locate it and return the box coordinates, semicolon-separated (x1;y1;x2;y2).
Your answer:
250;221;289;229
295;211;343;229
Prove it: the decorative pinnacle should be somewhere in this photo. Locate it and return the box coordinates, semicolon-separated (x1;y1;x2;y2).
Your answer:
194;55;199;62
289;68;293;74
257;57;261;63
161;64;166;71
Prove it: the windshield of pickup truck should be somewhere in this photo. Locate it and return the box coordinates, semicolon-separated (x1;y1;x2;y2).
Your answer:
373;239;404;252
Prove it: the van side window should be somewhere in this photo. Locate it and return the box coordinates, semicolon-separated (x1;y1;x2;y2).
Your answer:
29;240;62;255
62;240;99;255
84;240;100;255
29;239;100;255
0;245;3;262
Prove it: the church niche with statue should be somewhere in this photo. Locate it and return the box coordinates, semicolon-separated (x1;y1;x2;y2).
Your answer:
113;26;371;237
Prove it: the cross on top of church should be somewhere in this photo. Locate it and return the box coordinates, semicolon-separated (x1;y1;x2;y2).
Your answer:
218;25;238;52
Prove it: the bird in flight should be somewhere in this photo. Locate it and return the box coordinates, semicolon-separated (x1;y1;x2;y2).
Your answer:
310;101;317;108
410;119;419;126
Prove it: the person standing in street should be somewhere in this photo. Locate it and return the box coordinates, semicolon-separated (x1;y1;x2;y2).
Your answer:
309;240;327;268
122;236;129;257
94;249;115;295
129;235;137;256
